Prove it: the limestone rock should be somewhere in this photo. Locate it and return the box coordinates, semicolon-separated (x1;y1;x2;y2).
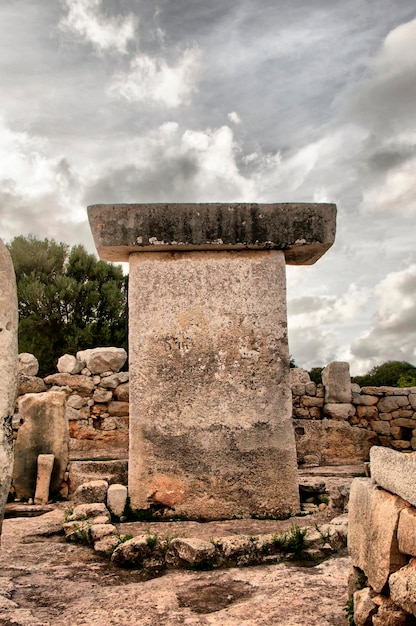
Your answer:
353;587;377;626
114;382;129;402
100;372;129;389
76;348;127;375
57;354;84;375
377;396;409;413
107;483;127;518
34;454;55;504
370;447;416;507
73;480;109;505
18;375;46;395
90;523;117;542
322;361;352;403
0;239;18;535
94;535;120;555
290;368;311;384
93;388;113;403
68;502;110;522
372;602;415;625
67;460;128;494
12;391;69;500
397;508;416;556
324;403;355;420
18;353;39;377
348;478;407;593
108;401;129;416
44;373;95;394
170;538;215;564
389;559;416;616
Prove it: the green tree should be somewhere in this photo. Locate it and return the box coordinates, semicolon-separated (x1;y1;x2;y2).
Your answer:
8;235;128;376
308;367;323;385
352;361;416;388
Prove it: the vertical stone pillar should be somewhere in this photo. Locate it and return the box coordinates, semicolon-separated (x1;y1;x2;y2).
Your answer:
0;239;18;535
88;203;336;519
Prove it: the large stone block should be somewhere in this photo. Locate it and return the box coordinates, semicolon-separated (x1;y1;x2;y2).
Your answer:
67;460;128;495
322;361;352;403
13;391;69;500
370;447;416;506
397;508;416;557
76;347;127;374
348;478;407;592
389;559;416;616
128;250;300;519
0;239;18;535
320;419;372;465
88;202;337;264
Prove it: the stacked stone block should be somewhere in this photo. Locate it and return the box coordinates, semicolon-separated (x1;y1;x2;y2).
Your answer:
348;447;416;625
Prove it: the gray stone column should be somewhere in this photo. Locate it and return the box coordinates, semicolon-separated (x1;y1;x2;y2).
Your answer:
88;203;336;519
0;239;18;536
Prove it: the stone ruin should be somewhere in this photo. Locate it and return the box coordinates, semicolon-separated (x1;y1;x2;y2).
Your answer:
88;202;337;519
0;239;18;536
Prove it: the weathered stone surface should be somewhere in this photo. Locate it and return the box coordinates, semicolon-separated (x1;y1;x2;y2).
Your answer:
353;587;377;626
353;394;379;406
108;401;129;416
389;559;416;616
107;483;128;518
321;420;372;465
57;354;84;375
0;239;18;536
93;388;113;403
94;534;120;555
88;202;337;265
370;447;416;507
114;383;129;402
290;368;311;384
397;508;416;557
44;373;95;394
170;538;216;563
90;523;117;542
66;394;84;409
370;421;391;435
100;372;129;389
18;375;46;395
13;391;69;500
324;403;355;420
76;348;127;375
372;602;414;625
73;480;109;505
378;396;409;413
322;362;352;403
18;353;39;376
67;460;128;495
348;478;407;592
128;250;300;519
34;454;55;505
68;502;110;522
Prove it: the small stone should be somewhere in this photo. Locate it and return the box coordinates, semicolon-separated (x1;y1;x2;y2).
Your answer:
73;480;109;505
18;353;39;376
57;354;84;375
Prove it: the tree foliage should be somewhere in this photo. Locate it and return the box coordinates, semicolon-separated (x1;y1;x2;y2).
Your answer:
308;367;323;385
352;360;416;388
8;235;128;376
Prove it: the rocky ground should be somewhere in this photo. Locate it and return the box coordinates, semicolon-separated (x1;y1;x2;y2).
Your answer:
0;466;360;625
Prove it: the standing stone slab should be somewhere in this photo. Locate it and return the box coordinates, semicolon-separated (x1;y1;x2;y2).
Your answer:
13;391;69;500
89;203;336;520
34;454;55;504
128;250;299;518
322;361;352;403
370;447;416;506
348;478;407;592
0;239;18;535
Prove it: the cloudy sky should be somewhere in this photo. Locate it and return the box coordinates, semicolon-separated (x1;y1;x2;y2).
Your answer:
1;0;415;375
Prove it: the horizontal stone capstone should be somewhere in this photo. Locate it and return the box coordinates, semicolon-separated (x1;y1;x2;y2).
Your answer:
88;202;336;265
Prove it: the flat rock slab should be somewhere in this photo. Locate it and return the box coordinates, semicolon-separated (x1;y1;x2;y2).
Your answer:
370;446;416;506
0;505;349;626
88;202;336;264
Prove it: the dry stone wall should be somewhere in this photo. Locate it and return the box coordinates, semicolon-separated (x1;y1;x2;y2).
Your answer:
12;356;416;500
348;447;416;624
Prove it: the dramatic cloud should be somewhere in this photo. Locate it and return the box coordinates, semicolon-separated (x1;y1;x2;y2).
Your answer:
108;47;200;107
350;265;416;370
1;1;415;373
59;0;137;54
